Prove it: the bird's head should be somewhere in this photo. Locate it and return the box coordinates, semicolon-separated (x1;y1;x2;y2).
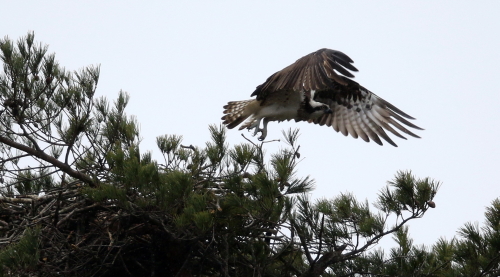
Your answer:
302;96;332;118
313;103;332;114
307;103;332;120
320;105;333;114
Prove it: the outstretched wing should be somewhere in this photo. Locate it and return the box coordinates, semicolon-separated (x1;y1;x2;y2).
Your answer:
243;47;422;146
251;48;358;100
312;78;423;147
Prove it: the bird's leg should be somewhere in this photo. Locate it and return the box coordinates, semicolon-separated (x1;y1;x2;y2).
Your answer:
247;117;269;141
258;118;269;141
247;118;262;136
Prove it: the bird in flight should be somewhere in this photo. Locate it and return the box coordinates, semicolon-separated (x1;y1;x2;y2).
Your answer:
222;48;422;146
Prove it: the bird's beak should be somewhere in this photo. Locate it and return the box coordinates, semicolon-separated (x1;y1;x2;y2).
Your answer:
324;108;333;114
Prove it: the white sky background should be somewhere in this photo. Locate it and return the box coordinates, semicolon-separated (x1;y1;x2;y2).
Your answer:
3;1;500;250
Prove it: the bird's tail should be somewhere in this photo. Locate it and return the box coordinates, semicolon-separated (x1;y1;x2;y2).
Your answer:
221;99;258;129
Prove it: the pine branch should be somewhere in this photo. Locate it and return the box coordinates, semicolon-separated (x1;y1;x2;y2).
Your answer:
0;135;95;187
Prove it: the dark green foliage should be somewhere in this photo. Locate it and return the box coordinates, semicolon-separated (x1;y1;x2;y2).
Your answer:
451;198;500;277
376;171;439;215
0;227;40;276
329;199;500;277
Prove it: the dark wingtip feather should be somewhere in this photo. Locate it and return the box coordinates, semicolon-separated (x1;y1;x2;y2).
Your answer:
330;50;358;72
380;135;399;147
225;116;245;129
374;140;384;146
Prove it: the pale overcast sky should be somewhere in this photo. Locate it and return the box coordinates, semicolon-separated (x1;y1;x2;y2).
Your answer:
3;1;500;249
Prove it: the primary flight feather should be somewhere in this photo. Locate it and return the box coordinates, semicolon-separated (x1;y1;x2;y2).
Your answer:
221;48;422;147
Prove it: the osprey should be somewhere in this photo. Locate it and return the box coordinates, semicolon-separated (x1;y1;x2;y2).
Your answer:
222;48;422;146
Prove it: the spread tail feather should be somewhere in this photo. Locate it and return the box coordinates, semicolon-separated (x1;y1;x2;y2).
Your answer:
221;99;256;129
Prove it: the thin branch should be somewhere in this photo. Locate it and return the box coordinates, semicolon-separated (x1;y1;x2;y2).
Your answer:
0;135;96;187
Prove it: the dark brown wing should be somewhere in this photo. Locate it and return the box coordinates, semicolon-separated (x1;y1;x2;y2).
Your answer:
251;48;358;100
312;77;423;147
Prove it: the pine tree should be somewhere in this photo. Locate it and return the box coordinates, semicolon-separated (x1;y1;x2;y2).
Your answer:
0;32;447;277
336;198;500;277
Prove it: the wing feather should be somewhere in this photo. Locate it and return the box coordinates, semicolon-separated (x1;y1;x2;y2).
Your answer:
359;113;385;145
345;109;358;139
388;110;424;132
338;107;348;136
356;108;386;145
251;48;358;99
311;79;421;146
353;115;370;142
387;117;421;139
365;108;407;140
331;104;340;132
